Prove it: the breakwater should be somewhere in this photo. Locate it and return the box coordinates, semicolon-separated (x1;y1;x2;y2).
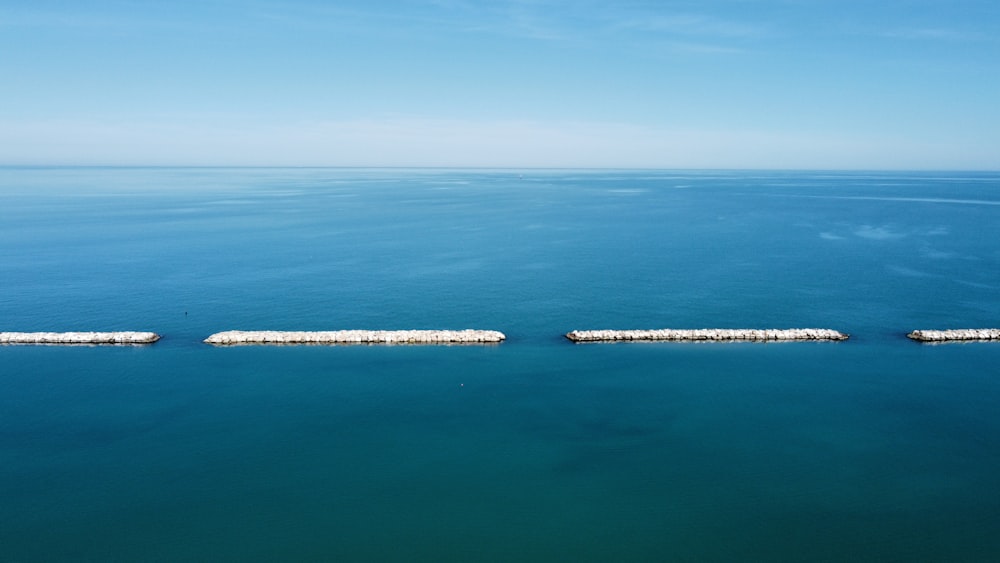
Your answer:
565;328;849;342
907;329;1000;342
12;328;1000;345
0;331;161;345
204;329;506;345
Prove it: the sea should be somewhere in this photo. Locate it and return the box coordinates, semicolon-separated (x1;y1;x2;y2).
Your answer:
1;167;999;562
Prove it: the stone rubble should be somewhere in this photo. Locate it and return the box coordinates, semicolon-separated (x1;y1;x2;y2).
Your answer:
0;331;161;345
907;329;1000;342
565;328;849;342
204;329;506;345
16;328;1000;345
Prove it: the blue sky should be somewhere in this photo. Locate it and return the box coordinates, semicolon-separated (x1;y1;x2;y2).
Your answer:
1;0;998;168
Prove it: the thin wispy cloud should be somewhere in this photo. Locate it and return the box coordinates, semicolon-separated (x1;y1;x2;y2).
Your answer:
499;10;570;41
879;27;990;42
613;13;767;39
598;9;769;55
0;8;130;29
0;3;249;35
239;1;454;34
664;41;746;54
229;0;576;42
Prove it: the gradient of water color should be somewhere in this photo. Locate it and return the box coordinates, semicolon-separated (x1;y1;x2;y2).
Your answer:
1;168;999;561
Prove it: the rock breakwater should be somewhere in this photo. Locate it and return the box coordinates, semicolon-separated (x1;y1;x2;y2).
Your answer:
565;328;849;342
907;329;1000;342
0;331;160;345
204;330;506;345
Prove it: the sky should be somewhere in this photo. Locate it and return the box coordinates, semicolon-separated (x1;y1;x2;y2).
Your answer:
1;0;998;169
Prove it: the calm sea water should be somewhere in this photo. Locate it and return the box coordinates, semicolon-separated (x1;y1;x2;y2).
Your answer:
1;168;999;561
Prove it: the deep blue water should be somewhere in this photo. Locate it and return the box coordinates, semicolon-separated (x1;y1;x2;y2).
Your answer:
1;168;999;561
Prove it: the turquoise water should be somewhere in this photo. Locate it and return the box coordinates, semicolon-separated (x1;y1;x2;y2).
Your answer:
2;168;999;561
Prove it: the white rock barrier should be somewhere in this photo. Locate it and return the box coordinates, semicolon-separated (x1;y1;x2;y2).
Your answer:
565;328;849;342
0;332;161;345
907;329;1000;342
204;330;506;345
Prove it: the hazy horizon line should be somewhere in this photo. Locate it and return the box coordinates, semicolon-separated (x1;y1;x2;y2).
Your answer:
3;164;998;173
